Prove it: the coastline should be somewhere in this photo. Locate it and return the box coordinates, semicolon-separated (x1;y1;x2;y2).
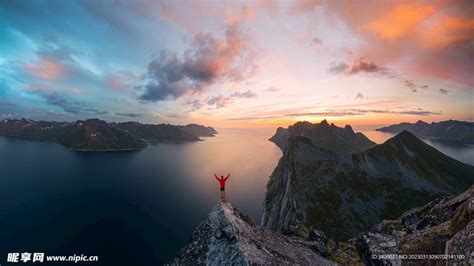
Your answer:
0;134;215;152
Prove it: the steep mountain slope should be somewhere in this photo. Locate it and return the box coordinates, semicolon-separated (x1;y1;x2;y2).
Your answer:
361;131;473;193
377;120;474;143
262;121;474;240
171;201;334;265
270;120;376;154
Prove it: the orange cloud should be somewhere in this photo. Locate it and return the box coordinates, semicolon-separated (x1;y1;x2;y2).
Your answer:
420;15;474;49
363;3;434;40
328;1;473;86
24;58;64;80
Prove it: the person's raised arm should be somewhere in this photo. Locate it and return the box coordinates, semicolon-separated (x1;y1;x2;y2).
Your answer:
214;174;219;180
224;173;230;181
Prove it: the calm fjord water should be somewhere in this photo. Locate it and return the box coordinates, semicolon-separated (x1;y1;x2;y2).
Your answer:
1;128;472;265
0;128;281;265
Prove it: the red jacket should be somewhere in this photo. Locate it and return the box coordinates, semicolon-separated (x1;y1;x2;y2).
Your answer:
214;174;230;188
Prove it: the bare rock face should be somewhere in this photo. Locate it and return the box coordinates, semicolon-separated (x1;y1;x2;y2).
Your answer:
445;220;474;265
171;201;335;265
357;185;474;265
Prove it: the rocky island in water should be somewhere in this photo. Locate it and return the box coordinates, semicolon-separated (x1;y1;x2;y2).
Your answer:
0;118;217;151
173;120;474;265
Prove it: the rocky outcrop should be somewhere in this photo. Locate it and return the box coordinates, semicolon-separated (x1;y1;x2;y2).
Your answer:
269;126;288;150
357;185;474;265
263;121;474;240
172;188;473;265
377;120;474;144
171;201;335;265
290;226;363;265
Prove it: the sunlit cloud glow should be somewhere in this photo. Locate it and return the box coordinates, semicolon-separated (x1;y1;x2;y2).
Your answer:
0;0;472;127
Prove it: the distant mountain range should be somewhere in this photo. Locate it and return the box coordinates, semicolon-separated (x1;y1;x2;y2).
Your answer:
0;118;217;151
376;120;474;144
262;120;474;240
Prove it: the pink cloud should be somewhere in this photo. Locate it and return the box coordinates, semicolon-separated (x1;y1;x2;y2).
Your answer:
362;3;434;41
24;58;64;80
138;24;257;102
106;71;139;91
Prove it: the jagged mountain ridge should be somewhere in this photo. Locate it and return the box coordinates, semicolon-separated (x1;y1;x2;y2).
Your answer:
262;120;474;240
171;201;335;265
0;118;217;150
376;119;474;144
270;120;376;154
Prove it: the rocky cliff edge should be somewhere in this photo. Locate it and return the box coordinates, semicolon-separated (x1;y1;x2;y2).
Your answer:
171;200;335;265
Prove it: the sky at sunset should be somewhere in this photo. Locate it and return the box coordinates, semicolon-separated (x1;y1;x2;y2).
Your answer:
0;0;473;128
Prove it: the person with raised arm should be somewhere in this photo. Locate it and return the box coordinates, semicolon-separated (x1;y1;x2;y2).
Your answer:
214;173;230;200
